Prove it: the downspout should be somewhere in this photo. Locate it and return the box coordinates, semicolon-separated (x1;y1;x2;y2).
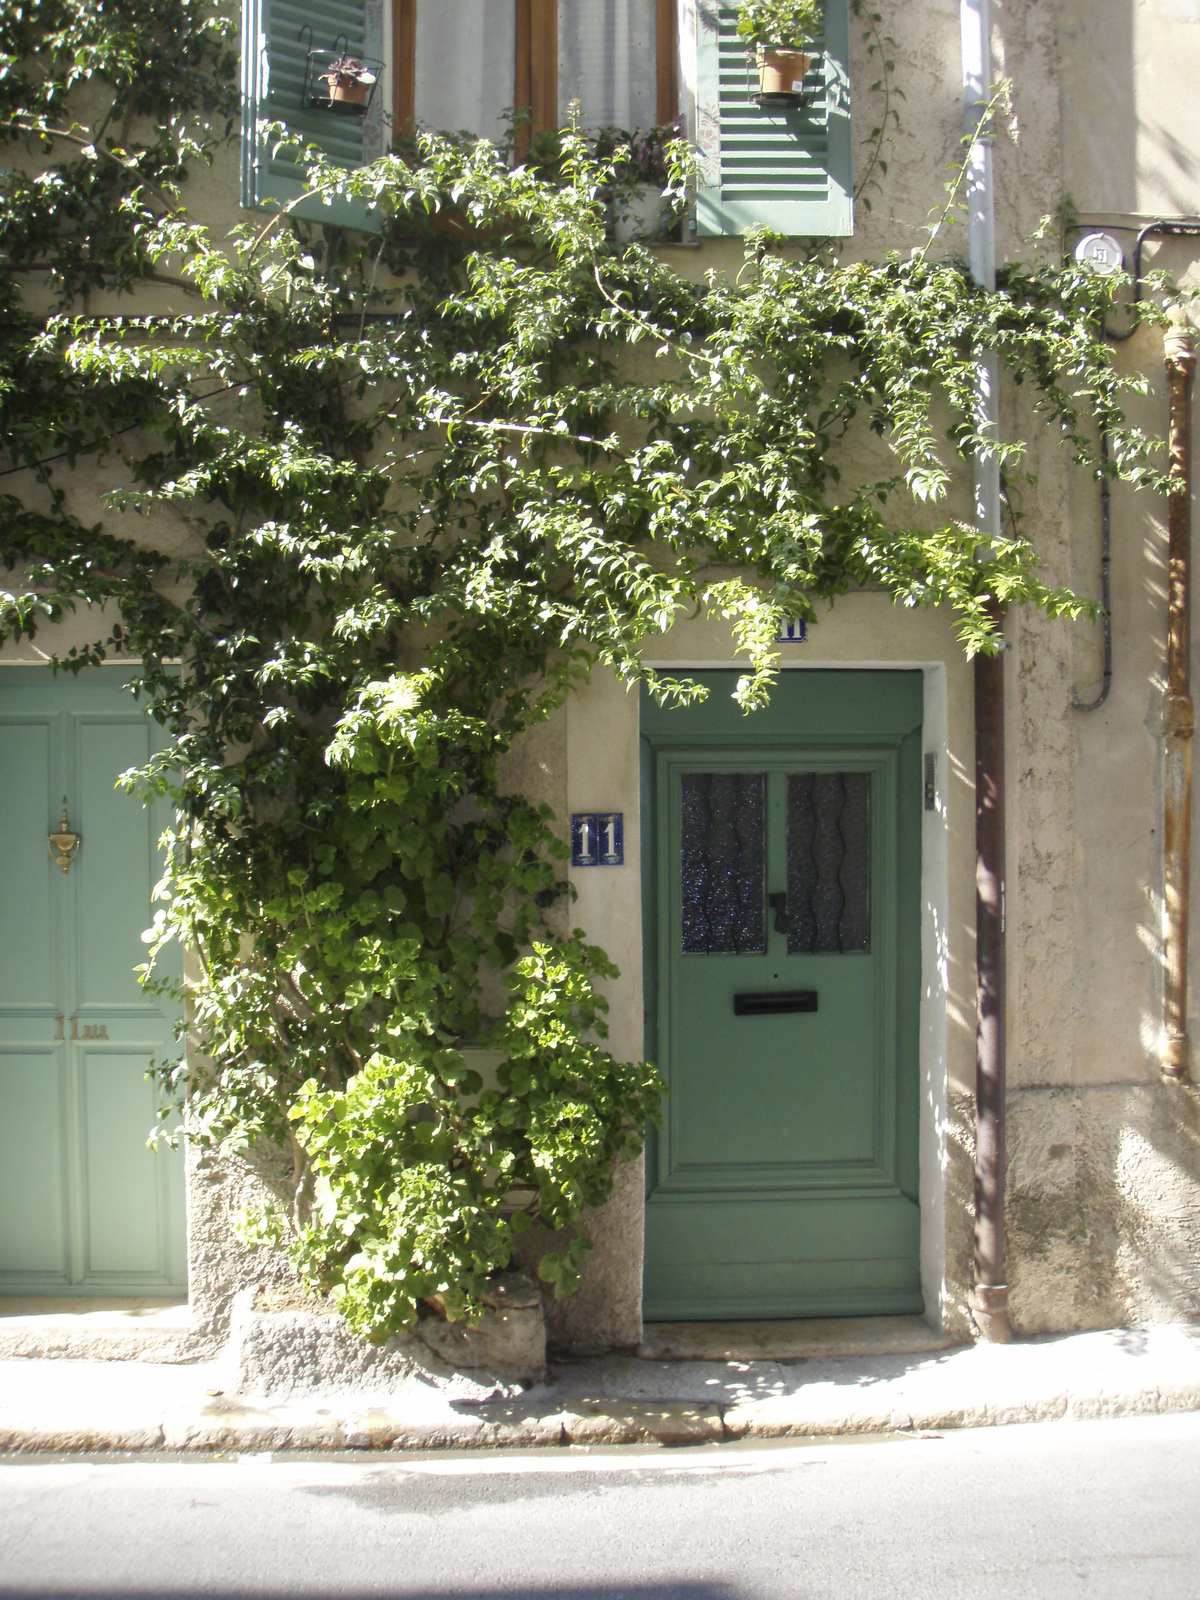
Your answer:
961;0;1012;1342
1162;317;1195;1083
1072;430;1112;712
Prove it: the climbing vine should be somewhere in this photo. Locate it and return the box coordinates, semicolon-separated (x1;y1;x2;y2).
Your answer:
851;0;904;211
0;1;1167;1340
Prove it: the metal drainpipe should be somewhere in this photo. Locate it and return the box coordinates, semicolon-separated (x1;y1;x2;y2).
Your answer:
1162;318;1195;1084
1072;431;1112;712
973;607;1010;1341
961;0;1012;1343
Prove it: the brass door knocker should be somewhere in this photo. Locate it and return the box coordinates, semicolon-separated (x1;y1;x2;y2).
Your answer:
48;799;81;875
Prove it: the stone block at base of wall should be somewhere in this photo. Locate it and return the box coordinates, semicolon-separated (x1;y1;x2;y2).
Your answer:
1007;1082;1200;1332
227;1273;546;1401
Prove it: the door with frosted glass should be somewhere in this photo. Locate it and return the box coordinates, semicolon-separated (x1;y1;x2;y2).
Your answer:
641;670;922;1319
0;669;186;1296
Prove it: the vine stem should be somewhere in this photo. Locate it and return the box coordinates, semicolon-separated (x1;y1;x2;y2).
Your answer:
851;6;900;205
4;120;178;210
911;82;1009;269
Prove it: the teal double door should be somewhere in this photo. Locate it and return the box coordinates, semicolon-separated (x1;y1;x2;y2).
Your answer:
642;670;923;1320
0;669;186;1296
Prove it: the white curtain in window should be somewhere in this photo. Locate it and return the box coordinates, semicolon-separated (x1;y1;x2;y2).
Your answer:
415;0;516;143
558;0;658;131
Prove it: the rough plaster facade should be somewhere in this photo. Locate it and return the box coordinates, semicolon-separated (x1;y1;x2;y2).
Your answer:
4;0;1200;1354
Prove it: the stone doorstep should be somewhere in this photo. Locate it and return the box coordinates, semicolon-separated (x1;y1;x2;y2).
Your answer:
0;1300;951;1369
0;1298;196;1363
637;1315;957;1364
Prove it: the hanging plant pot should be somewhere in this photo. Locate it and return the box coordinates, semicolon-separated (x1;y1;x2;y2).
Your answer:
319;58;377;116
302;39;383;117
755;46;809;108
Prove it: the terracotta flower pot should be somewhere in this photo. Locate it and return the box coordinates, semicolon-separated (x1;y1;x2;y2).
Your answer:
756;47;810;98
329;75;368;107
319;62;376;114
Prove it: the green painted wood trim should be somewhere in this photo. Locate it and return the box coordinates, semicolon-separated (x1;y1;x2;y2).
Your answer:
0;668;187;1296
639;670;923;1320
641;669;923;739
695;0;852;239
241;0;382;232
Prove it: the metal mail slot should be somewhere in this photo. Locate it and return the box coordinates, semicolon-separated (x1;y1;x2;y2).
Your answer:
734;990;818;1016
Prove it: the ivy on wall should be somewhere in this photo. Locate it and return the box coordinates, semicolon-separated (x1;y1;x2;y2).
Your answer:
0;2;1166;1339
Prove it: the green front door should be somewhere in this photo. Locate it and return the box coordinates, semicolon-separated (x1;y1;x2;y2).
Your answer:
642;670;922;1320
0;668;186;1295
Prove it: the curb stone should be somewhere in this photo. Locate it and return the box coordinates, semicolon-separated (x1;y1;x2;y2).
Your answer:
7;1383;1198;1453
3;1328;1200;1454
559;1402;725;1445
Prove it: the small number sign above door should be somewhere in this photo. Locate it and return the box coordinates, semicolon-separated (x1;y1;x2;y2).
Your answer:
572;812;624;866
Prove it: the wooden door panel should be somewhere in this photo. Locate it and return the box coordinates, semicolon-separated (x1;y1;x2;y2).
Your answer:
76;715;160;1012
0;718;57;1011
81;1049;173;1276
0;1047;68;1275
0;669;186;1296
645;1192;921;1318
641;670;923;1320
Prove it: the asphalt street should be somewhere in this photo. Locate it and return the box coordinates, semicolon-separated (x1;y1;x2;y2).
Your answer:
2;1413;1199;1600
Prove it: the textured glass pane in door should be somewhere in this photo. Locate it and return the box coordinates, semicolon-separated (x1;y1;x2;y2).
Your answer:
680;772;765;954
786;771;870;953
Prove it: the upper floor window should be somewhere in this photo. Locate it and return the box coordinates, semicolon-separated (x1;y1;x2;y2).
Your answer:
394;0;677;143
241;0;850;238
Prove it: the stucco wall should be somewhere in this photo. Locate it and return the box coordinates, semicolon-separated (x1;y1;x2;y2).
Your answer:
6;0;1200;1349
999;0;1200;1331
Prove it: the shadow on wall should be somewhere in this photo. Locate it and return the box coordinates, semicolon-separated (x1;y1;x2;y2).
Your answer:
1056;0;1136;215
1140;120;1200;218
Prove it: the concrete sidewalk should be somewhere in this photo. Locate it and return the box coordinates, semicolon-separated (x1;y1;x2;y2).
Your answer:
2;1324;1199;1453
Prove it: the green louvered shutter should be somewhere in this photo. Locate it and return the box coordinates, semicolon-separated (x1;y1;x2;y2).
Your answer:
695;0;852;238
241;0;384;230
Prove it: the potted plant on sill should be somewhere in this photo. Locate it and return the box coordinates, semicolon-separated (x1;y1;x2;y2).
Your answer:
735;0;823;107
318;56;377;115
596;119;684;243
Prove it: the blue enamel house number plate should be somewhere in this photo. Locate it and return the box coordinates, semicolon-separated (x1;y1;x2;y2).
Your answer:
572;812;623;866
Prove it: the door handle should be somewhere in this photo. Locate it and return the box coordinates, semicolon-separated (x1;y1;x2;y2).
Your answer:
768;892;789;933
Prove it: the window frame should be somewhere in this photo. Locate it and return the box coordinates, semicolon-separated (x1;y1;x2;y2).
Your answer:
243;0;681;225
391;0;679;143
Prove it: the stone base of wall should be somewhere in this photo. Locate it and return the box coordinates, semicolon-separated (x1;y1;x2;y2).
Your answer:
182;1147;302;1359
182;1083;1200;1365
184;1137;644;1362
1007;1082;1200;1332
228;1274;546;1401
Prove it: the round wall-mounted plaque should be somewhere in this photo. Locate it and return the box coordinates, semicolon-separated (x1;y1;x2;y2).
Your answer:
1074;231;1126;276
